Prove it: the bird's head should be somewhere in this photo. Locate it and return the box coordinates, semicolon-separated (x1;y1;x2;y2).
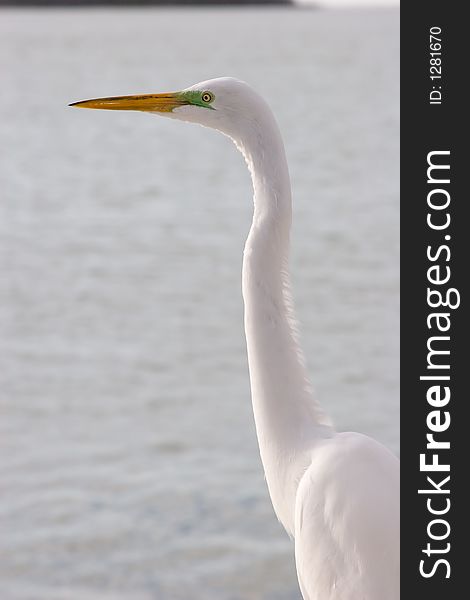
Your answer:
70;77;269;145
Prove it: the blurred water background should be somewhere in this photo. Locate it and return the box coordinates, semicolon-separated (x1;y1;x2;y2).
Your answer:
0;7;399;600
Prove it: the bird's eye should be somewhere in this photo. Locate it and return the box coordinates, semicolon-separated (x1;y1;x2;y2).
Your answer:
201;91;214;103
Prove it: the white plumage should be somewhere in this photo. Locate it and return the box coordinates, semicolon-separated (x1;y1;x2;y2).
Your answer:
72;77;400;600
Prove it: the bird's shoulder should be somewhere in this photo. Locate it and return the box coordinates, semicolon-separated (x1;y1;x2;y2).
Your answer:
293;432;399;599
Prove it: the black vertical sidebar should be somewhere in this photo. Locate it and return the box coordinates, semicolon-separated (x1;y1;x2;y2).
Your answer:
401;3;466;598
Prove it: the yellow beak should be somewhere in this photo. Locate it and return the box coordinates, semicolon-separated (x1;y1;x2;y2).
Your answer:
69;92;188;113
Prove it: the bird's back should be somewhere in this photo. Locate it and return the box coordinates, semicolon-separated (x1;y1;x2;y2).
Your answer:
294;432;399;600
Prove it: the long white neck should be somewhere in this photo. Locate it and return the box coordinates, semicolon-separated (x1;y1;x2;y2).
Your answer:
233;111;333;534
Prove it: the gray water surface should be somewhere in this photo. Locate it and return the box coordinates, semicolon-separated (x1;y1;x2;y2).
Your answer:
0;7;399;599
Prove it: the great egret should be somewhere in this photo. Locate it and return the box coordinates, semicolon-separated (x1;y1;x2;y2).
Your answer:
70;77;399;600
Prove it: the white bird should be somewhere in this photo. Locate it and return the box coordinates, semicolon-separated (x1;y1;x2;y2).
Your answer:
71;77;399;600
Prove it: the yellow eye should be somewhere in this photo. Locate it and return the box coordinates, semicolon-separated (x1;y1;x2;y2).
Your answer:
201;91;214;103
